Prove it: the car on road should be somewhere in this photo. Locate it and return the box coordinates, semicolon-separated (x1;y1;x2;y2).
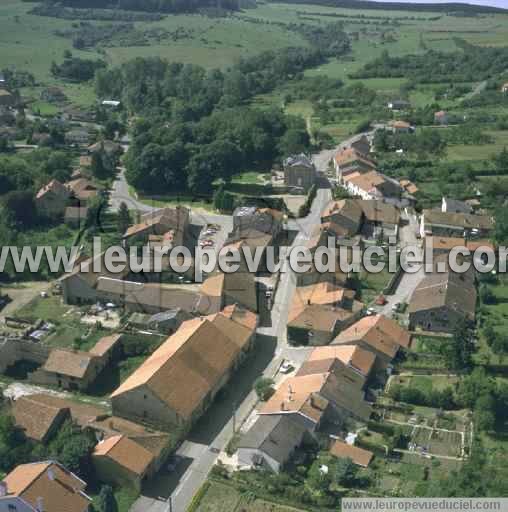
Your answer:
366;307;376;316
280;361;294;374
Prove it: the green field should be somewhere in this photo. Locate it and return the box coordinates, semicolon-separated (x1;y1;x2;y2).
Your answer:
2;0;507;111
445;131;508;161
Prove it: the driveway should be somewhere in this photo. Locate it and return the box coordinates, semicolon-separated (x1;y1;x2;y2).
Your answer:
376;208;425;319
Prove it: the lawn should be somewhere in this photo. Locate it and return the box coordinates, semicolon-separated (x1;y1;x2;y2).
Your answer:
193;481;307;512
132;188;215;212
91;487;139;512
45;321;111;350
360;266;392;304
445;131;508;161
15;295;73;323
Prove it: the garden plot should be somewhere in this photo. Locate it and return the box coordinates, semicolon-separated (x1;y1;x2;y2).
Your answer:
407;424;464;459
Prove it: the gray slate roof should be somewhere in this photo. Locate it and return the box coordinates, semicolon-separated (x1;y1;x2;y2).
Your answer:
238;415;306;464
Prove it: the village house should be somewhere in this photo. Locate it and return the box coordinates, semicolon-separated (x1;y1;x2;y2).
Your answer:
12;395;70;444
259;360;371;431
96;278;202;315
387;99;411;111
59;252;130;305
14;393;107;428
123;206;190;247
283;153;317;192
501;82;508;94
65;129;90;146
409;264;476;333
32;348;105;392
31;334;122;392
88;139;122;157
332;315;411;371
34;179;71;218
434;110;449;125
307;345;376;381
420;209;493;239
399;179;418;196
65;178;99;203
287;282;363;346
441;197;473;215
40;86;67;103
92;435;156;491
237;415;308;473
321;199;363;238
101;100;121;109
342;171;406;206
199;271;258;313
111;306;257;431
350;135;371;156
359;199;400;239
0;461;92;512
89;414;171;471
128;308;192;335
232;206;284;239
330;439;374;468
388;120;413;134
333;148;377;182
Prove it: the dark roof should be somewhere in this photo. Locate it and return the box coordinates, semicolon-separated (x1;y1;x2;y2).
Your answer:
238;415;306;464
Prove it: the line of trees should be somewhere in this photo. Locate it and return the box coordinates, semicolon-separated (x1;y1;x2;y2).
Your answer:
42;0;241;14
352;42;508;83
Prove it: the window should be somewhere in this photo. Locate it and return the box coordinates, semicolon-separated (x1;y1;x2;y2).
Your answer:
8;505;17;511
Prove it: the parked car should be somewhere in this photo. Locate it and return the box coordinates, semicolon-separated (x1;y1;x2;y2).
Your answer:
280;361;294;374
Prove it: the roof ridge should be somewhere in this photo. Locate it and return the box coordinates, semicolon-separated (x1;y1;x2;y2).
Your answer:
16;461;53;496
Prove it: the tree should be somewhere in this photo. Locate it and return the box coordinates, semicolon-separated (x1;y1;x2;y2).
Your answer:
91;147;113;180
443;322;474;371
331;457;357;486
117;201;130;235
480;284;496;305
3;190;37;227
95;485;118;512
254;377;275;401
474;394;496;432
493;146;508;172
47;421;95;478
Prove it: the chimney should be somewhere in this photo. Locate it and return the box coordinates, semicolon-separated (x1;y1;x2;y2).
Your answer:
37;497;44;512
0;482;7;497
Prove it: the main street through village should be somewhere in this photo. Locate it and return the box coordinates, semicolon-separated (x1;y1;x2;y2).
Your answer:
112;137;427;512
123;148;332;512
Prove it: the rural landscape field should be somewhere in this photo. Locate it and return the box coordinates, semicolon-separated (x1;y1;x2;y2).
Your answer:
1;0;508;511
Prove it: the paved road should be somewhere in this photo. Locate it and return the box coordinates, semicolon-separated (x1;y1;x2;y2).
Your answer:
110;168;233;231
130;167;332;512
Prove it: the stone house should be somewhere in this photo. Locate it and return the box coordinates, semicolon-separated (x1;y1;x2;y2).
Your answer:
111;306;257;431
332;314;411;371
